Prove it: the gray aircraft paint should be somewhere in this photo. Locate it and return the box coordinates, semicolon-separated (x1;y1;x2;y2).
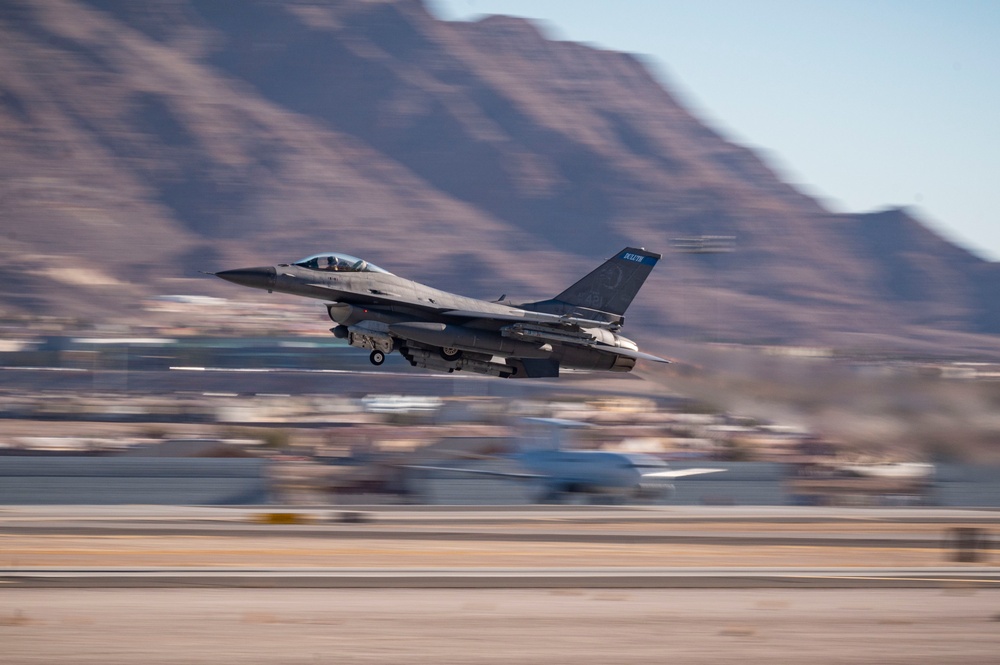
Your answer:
215;247;667;378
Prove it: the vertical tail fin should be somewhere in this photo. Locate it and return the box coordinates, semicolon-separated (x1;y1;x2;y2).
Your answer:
524;247;660;319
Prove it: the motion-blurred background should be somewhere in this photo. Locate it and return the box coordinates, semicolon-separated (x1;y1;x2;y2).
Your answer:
2;0;999;505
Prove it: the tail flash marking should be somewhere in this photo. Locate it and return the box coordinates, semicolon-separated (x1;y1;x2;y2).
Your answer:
553;247;660;316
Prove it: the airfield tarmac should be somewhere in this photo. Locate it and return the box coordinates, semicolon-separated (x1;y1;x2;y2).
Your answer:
3;588;999;665
3;506;999;663
1;505;998;584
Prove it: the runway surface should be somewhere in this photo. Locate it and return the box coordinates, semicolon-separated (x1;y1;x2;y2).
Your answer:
4;588;999;664
4;566;1000;588
2;506;996;588
5;506;999;663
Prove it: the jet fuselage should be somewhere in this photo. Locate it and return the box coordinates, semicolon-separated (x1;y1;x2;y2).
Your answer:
215;248;665;378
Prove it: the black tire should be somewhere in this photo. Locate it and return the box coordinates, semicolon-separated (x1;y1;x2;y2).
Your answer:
439;347;462;361
370;350;386;366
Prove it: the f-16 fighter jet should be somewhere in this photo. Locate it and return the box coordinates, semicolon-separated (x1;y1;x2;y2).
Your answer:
214;247;667;378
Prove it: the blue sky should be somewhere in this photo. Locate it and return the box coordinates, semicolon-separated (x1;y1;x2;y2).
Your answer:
429;0;1000;261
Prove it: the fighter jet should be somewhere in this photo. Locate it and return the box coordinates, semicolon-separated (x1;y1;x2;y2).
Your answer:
214;247;667;378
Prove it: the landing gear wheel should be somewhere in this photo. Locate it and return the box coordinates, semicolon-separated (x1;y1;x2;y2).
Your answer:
369;350;386;366
439;347;462;361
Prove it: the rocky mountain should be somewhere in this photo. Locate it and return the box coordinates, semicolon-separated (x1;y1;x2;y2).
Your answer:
2;0;998;354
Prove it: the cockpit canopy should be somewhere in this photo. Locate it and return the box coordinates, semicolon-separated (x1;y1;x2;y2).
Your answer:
293;252;390;274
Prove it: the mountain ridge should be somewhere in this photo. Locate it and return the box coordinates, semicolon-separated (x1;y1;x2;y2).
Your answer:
1;0;997;354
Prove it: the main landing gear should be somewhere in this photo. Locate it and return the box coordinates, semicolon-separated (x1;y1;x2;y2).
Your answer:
439;347;462;361
369;350;385;366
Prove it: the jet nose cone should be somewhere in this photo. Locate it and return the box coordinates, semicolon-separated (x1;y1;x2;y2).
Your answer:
214;266;276;291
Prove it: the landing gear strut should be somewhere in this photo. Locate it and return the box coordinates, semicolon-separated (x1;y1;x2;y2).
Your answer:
370;350;385;366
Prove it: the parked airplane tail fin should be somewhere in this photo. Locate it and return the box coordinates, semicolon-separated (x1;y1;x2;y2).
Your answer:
543;247;660;318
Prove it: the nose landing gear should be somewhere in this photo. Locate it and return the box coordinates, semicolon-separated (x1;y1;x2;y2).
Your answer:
369;350;386;366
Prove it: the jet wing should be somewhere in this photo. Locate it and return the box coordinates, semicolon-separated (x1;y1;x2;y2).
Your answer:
641;468;726;479
406;465;545;479
447;309;670;363
298;280;621;330
443;308;619;330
